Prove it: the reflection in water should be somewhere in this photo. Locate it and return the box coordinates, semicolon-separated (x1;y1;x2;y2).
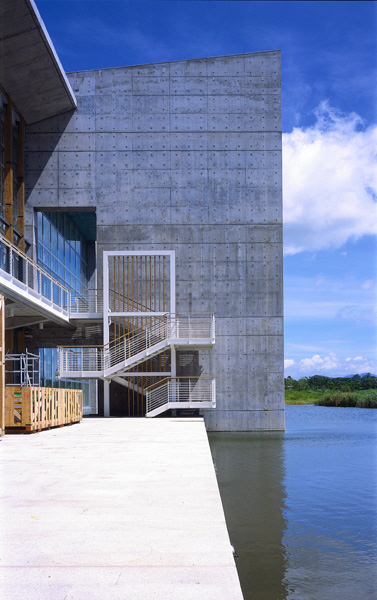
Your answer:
209;432;288;600
282;406;377;600
209;407;377;600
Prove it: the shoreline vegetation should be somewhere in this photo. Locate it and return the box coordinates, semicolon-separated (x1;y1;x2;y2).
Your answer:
285;374;377;408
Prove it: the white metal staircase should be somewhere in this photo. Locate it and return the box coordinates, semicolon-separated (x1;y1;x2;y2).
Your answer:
64;250;216;417
0;240;217;418
145;377;216;417
58;249;216;418
57;313;215;379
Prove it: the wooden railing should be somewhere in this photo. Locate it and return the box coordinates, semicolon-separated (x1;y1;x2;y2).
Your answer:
4;386;82;432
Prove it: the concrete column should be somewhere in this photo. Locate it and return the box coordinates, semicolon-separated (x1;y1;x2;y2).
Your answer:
170;345;177;408
104;379;110;417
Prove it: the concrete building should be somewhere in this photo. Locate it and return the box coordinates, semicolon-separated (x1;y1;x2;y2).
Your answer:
0;0;284;431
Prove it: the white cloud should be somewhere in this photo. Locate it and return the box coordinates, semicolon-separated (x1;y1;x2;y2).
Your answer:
284;359;295;369
285;297;376;323
283;102;377;254
300;353;339;371
285;353;377;377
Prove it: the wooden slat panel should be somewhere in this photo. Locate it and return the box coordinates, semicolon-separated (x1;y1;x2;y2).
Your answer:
4;386;82;432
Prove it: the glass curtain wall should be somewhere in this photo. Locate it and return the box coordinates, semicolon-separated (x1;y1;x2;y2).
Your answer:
37;211;89;290
37;211;91;406
39;346;90;401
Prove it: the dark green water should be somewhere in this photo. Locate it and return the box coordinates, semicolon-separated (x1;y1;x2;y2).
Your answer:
208;405;377;600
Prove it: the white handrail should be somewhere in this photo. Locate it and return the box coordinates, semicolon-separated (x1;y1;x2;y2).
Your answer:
108;289;154;313
145;377;216;415
57;346;104;375
0;232;68;314
57;313;215;375
67;288;157;316
68;289;103;315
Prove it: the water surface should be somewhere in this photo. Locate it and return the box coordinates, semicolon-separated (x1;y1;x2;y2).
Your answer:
209;405;377;600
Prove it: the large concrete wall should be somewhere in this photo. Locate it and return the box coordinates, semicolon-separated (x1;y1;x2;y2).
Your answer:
25;51;284;431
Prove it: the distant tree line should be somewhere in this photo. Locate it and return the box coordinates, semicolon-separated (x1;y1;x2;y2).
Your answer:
285;373;377;392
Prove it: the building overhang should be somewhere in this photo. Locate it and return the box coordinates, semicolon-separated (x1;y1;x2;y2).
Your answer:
0;0;77;124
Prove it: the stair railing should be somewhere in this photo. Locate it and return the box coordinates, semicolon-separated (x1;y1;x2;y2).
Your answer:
106;315;167;370
145;376;216;416
109;288;154;314
57;345;105;375
57;313;215;376
67;289;104;315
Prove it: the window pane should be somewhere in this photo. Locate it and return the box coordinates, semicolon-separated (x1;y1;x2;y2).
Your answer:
70;246;75;274
58;233;64;263
43;248;50;268
51;257;58;277
51;224;57;252
44;348;52;379
43;215;50;248
37;211;42;241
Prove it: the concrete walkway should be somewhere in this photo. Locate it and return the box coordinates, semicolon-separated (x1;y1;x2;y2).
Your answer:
0;418;243;599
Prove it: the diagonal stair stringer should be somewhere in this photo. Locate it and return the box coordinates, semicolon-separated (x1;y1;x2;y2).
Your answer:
104;337;213;378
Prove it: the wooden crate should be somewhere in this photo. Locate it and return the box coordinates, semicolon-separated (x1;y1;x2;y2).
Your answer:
5;386;83;433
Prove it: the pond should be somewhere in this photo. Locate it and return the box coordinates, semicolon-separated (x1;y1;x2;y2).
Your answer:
209;405;377;600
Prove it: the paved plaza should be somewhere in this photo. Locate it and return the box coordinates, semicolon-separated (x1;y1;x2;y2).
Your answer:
0;418;243;599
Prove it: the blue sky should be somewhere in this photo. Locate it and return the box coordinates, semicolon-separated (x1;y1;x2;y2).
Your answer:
37;0;377;378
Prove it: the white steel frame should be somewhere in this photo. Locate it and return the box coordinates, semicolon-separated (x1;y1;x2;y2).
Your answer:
102;250;176;416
